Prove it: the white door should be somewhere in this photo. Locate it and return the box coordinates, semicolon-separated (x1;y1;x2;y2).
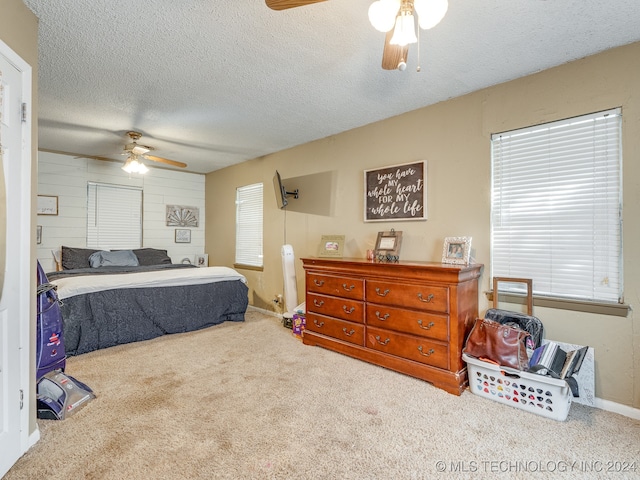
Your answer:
0;41;34;478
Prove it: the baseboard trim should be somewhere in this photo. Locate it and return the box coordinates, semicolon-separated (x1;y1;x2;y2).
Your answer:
595;398;640;420
28;427;40;448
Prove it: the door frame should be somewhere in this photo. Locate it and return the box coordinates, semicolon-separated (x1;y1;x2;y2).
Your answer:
0;37;38;478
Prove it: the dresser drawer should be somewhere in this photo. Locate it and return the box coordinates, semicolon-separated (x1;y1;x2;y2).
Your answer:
366;280;449;313
366;304;448;341
305;313;364;345
307;273;365;300
307;293;364;323
366;326;449;369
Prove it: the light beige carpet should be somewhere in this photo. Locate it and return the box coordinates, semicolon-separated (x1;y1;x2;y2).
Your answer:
6;310;640;480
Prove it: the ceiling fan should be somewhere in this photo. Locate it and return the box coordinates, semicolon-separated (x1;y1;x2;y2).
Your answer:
265;0;448;71
81;131;187;174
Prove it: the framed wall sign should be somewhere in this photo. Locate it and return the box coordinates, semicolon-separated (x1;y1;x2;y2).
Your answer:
37;195;58;215
364;160;426;222
175;228;191;243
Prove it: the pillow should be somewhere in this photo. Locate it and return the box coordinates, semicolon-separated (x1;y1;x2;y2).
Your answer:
89;250;140;268
61;246;100;270
132;248;172;266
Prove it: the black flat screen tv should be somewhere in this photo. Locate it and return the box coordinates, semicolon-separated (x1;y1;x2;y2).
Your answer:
273;170;288;209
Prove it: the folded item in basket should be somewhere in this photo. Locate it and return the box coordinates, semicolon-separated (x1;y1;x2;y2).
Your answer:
484;308;544;351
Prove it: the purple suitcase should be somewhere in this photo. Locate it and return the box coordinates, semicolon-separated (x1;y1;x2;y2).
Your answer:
36;261;66;380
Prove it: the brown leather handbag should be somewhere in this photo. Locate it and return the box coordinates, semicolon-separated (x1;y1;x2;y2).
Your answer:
463;318;530;370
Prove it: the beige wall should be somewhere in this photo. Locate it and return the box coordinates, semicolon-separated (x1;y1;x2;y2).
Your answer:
1;0;39;437
206;42;640;408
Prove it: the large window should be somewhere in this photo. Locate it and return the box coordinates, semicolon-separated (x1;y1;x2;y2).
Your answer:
491;108;622;303
87;182;143;249
235;183;263;268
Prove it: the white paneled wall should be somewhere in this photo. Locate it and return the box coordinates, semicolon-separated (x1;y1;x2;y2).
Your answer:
37;152;206;272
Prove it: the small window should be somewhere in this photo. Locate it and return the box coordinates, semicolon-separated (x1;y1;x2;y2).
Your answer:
491;108;622;303
87;182;143;249
235;183;263;268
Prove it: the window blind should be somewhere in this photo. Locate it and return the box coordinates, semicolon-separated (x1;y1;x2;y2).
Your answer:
491;108;622;303
235;183;263;267
87;182;143;249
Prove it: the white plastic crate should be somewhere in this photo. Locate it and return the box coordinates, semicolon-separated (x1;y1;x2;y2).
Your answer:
463;353;572;421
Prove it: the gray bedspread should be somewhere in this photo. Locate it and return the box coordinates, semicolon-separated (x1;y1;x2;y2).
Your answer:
58;272;248;355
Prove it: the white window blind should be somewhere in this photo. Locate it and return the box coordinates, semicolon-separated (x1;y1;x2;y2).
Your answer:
235;183;263;267
491;108;622;303
87;182;143;249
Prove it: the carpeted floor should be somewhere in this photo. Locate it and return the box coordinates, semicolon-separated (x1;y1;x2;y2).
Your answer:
5;310;640;479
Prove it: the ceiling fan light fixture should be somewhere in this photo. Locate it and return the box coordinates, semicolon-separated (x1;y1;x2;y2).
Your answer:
131;145;151;155
390;11;417;46
414;0;448;30
122;155;149;174
368;0;401;32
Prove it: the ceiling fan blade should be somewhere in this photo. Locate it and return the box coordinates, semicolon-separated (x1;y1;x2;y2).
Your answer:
144;154;187;168
71;153;118;162
381;30;409;70
265;0;327;10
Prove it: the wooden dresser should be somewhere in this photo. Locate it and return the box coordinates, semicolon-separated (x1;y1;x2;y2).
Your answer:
301;257;483;395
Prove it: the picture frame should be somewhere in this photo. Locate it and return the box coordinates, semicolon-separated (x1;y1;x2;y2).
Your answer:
194;253;209;267
364;160;427;222
175;228;191;243
37;195;58;215
442;236;472;265
318;235;345;258
374;229;403;261
36;225;42;244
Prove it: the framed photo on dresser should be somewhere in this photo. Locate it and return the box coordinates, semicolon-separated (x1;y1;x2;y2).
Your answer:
442;236;472;265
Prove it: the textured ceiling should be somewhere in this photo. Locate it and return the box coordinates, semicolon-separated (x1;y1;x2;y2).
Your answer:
23;0;640;174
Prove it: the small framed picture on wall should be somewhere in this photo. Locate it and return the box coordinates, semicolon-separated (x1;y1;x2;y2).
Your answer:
175;229;191;243
37;195;58;215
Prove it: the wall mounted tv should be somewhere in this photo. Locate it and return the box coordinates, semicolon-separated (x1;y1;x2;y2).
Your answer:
273;170;298;209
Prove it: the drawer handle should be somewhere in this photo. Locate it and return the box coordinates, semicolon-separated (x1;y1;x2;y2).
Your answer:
375;311;390;321
313;299;325;307
375;288;390;297
418;346;435;357
417;320;435;330
342;284;355;291
374;335;390;346
417;293;435;303
313;279;325;287
342;305;355;314
342;328;356;337
313;319;325;328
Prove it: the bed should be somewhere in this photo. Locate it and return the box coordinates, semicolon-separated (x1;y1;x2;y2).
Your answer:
47;246;249;355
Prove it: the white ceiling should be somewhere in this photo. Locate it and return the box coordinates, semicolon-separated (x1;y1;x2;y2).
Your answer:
24;0;640;174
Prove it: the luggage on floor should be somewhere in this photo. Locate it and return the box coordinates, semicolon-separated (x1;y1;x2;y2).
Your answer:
485;277;544;352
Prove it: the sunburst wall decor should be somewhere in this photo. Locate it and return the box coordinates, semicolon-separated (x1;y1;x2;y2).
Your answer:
166;205;199;227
